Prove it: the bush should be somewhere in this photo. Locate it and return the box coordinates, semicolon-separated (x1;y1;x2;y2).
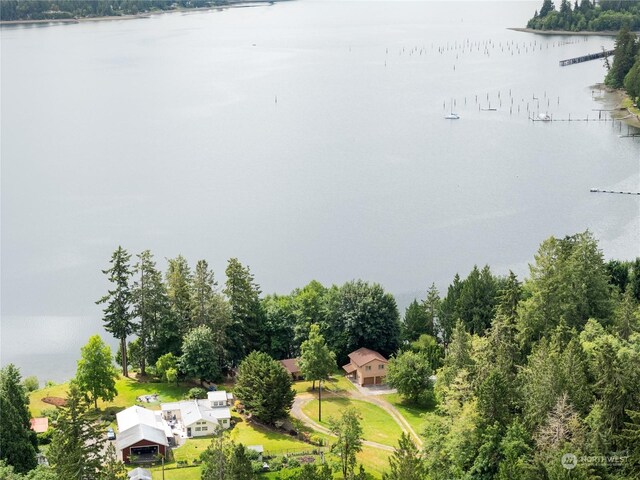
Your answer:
23;376;39;392
268;457;284;471
251;460;265;473
287;457;301;468
186;387;207;399
40;408;59;422
36;429;54;445
309;435;324;446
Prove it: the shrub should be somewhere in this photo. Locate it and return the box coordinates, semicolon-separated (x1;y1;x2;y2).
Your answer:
36;429;54;445
310;435;324;446
23;376;39;392
40;408;59;422
186;387;207;399
251;460;265;473
287;457;301;468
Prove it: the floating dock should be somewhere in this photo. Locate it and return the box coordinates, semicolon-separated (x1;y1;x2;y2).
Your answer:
559;50;614;67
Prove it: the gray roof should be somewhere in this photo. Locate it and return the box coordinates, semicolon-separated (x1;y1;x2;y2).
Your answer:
116;423;169;451
128;467;152;480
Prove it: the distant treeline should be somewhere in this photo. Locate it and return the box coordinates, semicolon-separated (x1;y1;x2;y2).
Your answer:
526;0;640;32
0;0;222;21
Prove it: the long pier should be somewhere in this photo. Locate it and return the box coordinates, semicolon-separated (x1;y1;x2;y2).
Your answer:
559;49;614;66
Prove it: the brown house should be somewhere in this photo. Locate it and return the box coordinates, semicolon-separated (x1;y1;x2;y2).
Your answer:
342;347;388;386
280;358;304;380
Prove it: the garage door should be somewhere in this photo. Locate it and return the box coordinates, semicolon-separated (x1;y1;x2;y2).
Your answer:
131;445;158;456
362;377;374;386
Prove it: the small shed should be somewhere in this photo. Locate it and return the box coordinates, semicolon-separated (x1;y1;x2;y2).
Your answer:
128;467;152;480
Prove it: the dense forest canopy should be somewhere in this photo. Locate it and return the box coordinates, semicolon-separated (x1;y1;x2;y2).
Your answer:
526;0;640;32
0;0;222;21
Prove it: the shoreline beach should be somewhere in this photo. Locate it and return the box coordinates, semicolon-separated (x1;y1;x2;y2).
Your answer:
508;27;632;36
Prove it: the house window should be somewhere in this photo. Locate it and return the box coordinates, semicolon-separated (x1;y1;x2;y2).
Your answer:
202;427;208;432
222;419;228;424
195;427;202;432
379;364;384;370
365;366;371;371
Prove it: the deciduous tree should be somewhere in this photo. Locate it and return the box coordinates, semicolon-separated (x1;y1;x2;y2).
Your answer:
329;407;364;480
74;335;118;409
180;325;222;384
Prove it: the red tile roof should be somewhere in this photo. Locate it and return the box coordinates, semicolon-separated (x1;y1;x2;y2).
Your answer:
280;358;301;374
347;348;387;367
30;417;48;433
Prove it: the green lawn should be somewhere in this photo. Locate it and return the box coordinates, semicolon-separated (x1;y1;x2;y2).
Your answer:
302;397;402;447
292;374;356;395
381;393;433;435
29;376;192;417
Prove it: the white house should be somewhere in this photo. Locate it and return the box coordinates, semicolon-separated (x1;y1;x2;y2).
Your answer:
161;390;232;438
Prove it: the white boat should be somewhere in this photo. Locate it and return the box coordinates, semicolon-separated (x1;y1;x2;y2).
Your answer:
538;112;552;121
445;99;460;119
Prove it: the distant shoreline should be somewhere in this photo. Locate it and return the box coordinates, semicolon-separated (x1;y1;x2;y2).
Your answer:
0;1;277;27
508;27;630;37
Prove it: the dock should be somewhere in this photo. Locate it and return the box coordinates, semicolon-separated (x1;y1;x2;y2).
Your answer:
559;49;614;67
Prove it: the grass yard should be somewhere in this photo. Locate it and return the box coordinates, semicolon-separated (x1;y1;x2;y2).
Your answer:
381;393;433;435
302;397;402;447
292;374;356;395
29;376;192;417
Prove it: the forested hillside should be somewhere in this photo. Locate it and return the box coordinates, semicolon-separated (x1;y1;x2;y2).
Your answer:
526;0;640;32
0;0;219;21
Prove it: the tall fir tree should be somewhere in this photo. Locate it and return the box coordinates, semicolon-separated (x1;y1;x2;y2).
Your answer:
224;258;266;365
298;323;336;393
0;364;37;473
97;246;134;377
48;383;106;479
166;255;193;342
382;432;426;480
401;300;430;344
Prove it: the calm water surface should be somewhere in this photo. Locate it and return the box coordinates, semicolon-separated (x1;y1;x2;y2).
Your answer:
2;1;639;381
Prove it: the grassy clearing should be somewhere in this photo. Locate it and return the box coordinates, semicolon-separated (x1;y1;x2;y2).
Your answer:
381;393;433;435
292;374;356;395
302;397;402;447
29;376;192;417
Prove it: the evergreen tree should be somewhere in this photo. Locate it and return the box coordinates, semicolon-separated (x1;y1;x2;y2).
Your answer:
539;0;556;17
606;27;639;88
0;364;37;473
97;246;134;377
497;419;536;480
48;383;105;479
201;434;231;480
224;258;266;365
74;335;118;409
101;443;127;480
180;325;223;384
476;369;512;428
227;443;254;480
409;334;444;371
614;287;640;340
234;351;295;424
401;300;430;344
166;255;193;342
422;283;440;337
456;265;498;335
132;250;170;375
438;274;463;349
439;320;474;387
382;432;426;480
